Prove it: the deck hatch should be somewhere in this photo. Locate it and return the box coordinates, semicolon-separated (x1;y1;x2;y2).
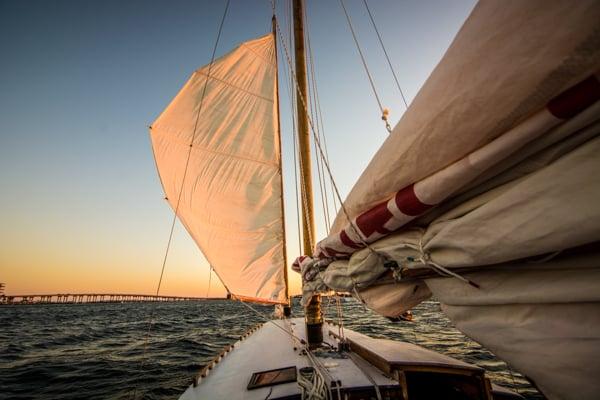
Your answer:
247;366;297;390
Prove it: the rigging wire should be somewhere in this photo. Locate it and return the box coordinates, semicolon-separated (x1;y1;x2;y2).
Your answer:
280;0;304;252
131;1;231;398
362;0;409;110
206;265;213;298
303;2;338;220
287;0;304;253
237;297;305;344
306;63;331;231
303;2;332;232
273;0;315;252
303;2;339;221
339;0;392;134
273;16;379;256
335;295;345;340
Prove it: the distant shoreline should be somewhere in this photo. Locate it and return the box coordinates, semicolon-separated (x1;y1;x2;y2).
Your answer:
0;294;227;305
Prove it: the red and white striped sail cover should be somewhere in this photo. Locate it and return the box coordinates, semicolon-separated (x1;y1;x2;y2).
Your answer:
297;2;600;399
315;75;600;259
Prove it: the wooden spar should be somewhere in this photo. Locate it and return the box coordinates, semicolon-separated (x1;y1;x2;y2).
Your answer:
293;0;322;347
272;16;291;316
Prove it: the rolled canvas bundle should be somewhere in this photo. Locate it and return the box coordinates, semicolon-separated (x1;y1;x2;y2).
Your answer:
297;1;600;398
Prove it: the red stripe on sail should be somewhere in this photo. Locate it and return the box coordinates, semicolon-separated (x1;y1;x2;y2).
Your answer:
324;247;350;257
395;184;432;216
340;230;362;249
355;201;393;238
547;75;600;119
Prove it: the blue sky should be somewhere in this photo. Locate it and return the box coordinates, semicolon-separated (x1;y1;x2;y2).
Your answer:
0;0;476;296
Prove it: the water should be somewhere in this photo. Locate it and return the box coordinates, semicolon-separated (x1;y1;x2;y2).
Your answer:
0;299;542;399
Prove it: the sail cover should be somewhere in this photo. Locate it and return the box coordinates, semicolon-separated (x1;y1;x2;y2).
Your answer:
296;1;600;399
150;34;287;304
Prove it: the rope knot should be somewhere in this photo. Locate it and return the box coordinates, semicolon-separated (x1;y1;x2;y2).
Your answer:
381;108;390;121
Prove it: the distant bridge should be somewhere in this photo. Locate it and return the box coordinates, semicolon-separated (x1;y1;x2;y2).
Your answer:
0;293;226;305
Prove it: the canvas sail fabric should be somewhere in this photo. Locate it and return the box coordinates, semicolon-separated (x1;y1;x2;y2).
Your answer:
317;0;600;256
295;1;600;399
150;34;287;304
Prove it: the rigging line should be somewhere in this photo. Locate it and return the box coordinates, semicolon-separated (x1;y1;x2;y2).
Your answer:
273;0;314;251
290;68;304;251
339;0;392;134
279;4;304;252
287;0;305;250
308;75;331;231
285;44;303;252
362;0;408;110
335;294;345;340
304;33;338;219
274;17;378;255
236;297;305;344
131;2;230;399
303;3;332;232
206;265;213;298
303;40;330;233
303;1;335;222
295;103;315;250
310;65;339;219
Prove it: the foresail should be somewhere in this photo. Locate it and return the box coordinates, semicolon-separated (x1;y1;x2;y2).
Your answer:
150;34;287;304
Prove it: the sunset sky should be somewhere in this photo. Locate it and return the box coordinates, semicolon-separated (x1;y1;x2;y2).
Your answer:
0;0;476;297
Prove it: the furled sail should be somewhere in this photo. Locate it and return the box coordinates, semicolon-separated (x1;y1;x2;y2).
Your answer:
150;34;287;304
297;1;600;399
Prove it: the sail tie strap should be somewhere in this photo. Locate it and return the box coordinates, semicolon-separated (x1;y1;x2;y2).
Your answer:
409;236;480;289
413;254;480;289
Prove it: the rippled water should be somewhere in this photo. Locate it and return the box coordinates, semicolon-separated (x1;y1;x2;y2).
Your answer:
0;299;542;399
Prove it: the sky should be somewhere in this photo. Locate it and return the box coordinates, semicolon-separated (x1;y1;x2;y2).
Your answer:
0;0;476;297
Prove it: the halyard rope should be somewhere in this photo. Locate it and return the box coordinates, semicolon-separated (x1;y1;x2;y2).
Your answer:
273;15;379;257
362;0;409;110
304;3;332;231
206;265;213;298
339;0;392;134
236;297;305;344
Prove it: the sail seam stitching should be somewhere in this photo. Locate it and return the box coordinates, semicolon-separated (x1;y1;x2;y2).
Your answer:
240;42;277;67
195;71;274;103
156;130;280;168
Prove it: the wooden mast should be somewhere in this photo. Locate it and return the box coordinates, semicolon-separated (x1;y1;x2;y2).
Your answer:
293;0;322;346
272;16;291;317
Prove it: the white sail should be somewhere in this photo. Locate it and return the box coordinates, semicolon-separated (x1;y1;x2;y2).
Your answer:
150;34;287;304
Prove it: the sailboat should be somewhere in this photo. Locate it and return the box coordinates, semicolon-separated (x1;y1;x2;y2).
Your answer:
149;0;600;399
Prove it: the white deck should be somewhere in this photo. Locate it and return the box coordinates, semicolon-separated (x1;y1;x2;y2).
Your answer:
180;318;398;399
179;317;485;399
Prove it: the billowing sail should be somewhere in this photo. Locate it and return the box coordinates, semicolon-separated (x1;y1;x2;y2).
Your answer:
150;34;287;304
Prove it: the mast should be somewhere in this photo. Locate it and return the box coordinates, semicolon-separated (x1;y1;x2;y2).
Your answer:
293;0;322;347
273;16;292;317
